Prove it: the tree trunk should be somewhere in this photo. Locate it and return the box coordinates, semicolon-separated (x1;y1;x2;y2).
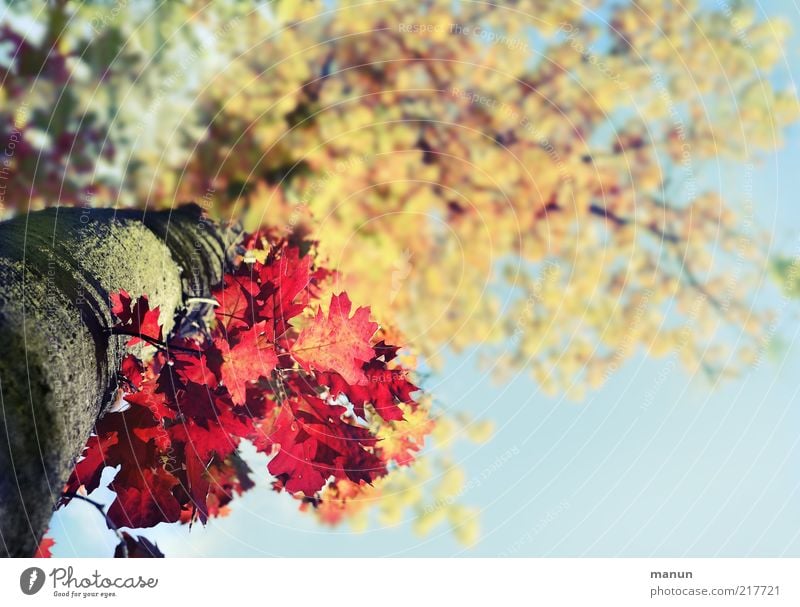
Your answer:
0;204;226;557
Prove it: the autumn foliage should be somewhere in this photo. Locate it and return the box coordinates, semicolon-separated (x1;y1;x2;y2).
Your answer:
4;0;798;555
60;233;430;544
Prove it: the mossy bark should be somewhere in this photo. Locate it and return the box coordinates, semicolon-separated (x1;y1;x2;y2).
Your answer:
0;204;225;557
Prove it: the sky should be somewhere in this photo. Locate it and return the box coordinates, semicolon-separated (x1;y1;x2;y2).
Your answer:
48;0;800;557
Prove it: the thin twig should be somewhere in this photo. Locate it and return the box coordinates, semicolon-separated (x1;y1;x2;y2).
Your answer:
60;492;128;558
109;328;204;354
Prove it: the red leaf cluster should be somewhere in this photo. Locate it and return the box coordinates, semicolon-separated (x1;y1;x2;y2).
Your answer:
62;236;424;536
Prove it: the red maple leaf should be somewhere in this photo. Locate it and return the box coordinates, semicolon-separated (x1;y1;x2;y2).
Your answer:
291;293;377;385
119;355;144;390
64;397;166;500
124;383;176;424
215;321;278;405
110;289;162;345
255;246;311;334
180;447;211;524
168;401;249;463
107;467;181;529
215;273;258;332
65;432;120;495
171;350;221;389
316;343;419;421
255;386;385;496
34;536;55;558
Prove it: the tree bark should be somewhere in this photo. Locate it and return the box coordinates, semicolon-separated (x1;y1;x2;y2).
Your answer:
0;204;226;557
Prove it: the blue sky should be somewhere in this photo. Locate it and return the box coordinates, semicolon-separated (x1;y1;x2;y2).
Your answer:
48;1;800;557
